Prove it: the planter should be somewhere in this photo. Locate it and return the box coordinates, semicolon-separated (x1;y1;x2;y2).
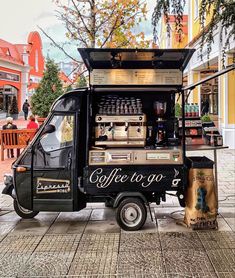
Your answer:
202;121;215;128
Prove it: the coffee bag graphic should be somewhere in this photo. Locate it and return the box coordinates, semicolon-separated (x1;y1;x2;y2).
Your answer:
184;167;218;230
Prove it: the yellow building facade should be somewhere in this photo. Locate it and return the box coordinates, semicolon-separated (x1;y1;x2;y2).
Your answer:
160;1;235;148
187;0;235;148
160;15;188;49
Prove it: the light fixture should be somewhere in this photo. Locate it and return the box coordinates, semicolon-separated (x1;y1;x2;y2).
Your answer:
110;52;122;68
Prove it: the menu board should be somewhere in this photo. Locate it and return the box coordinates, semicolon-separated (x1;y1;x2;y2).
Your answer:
90;69;182;86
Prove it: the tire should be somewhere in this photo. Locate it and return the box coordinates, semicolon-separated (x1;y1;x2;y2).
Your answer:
13;199;39;219
116;197;147;231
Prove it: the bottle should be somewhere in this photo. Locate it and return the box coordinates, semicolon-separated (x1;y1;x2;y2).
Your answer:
195;103;199;117
146;126;153;146
188;103;192;117
192;103;196;117
210;132;214;146
185;103;188;117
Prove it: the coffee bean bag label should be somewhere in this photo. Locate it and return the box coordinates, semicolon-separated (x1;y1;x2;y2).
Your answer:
184;168;218;230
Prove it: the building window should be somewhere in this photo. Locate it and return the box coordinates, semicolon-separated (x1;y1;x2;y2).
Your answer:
0;71;20;82
35;50;39;72
6;49;11;56
194;0;199;20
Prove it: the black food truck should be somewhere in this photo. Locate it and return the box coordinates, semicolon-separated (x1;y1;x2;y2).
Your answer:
3;48;207;230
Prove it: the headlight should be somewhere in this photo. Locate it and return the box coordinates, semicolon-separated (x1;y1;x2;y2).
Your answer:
3;174;13;186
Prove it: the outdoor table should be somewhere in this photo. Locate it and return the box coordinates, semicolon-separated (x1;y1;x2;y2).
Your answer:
186;144;229;200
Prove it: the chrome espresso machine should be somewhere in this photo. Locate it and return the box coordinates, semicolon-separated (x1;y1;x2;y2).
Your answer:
95;96;146;147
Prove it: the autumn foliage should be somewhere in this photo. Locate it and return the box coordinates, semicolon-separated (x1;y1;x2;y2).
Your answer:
54;0;151;48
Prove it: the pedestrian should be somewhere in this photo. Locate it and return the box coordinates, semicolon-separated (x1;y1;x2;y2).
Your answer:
27;115;39;129
204;99;209;114
201;99;210;115
2;117;17;158
22;99;30;120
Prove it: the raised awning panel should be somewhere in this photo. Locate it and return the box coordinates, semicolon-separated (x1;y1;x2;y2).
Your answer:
78;48;195;71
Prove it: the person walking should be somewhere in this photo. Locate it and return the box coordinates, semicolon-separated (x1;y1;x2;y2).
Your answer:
201;99;210;115
22;99;30;120
204;99;209;114
2;117;18;158
27;115;39;129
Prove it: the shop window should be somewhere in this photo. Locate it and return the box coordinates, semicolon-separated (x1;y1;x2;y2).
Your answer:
0;90;3;112
6;49;11;56
201;74;218;115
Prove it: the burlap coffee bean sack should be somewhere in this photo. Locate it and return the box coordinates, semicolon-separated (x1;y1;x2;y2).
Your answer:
184;168;218;230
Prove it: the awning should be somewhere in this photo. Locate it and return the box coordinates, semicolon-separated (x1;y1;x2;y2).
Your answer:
78;48;195;71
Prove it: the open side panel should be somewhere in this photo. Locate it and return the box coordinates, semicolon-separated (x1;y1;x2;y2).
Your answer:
78;48;195;87
78;48;195;71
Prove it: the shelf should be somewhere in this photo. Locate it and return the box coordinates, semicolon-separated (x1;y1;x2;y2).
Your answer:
178;117;201;120
179;126;202;129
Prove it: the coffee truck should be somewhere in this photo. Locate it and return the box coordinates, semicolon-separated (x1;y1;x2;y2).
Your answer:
3;48;205;230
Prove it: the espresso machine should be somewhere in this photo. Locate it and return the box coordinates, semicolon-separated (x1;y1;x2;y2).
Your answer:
153;101;167;147
95;114;146;147
95;96;147;147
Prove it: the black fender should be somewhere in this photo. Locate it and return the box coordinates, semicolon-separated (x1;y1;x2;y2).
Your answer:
113;192;148;208
2;184;15;199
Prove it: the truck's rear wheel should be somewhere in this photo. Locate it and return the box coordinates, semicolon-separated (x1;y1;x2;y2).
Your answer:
13;199;39;219
116;197;147;231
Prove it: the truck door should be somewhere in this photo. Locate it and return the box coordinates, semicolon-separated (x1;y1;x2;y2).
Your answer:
32;113;76;211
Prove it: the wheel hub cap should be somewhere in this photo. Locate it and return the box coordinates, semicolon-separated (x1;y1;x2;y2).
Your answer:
125;207;138;222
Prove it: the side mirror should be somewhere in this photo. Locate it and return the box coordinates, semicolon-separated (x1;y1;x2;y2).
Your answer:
41;124;55;136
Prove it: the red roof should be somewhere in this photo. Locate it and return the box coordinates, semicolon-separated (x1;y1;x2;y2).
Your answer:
15;44;31;54
0;38;24;65
59;71;72;84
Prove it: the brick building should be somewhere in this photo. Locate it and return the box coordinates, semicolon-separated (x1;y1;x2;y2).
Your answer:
0;31;44;117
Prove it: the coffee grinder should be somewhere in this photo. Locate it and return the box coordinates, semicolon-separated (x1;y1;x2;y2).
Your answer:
153;101;167;147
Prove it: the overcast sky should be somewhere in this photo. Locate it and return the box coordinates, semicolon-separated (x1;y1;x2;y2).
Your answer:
0;0;186;62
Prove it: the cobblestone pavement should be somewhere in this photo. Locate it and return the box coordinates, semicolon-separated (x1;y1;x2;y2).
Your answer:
0;149;234;277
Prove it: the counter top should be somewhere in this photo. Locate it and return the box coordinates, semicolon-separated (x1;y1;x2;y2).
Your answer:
186;145;228;151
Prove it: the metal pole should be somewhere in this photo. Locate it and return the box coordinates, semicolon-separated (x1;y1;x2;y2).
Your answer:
214;149;218;202
182;90;186;164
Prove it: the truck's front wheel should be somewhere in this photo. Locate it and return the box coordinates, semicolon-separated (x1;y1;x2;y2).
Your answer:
13;199;39;219
116;198;147;231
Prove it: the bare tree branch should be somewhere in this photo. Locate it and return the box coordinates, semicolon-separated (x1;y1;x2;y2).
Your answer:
38;25;81;63
71;0;93;37
58;13;90;47
71;68;88;86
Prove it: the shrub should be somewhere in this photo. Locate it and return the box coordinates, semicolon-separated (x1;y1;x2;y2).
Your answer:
201;114;212;122
31;58;63;118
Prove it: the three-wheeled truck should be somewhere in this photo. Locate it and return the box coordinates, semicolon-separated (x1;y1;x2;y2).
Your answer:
2;48;212;230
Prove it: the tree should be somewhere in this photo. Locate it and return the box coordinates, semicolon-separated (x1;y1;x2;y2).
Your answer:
31;58;63;118
42;0;150;61
152;0;235;61
76;74;87;88
66;84;73;92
